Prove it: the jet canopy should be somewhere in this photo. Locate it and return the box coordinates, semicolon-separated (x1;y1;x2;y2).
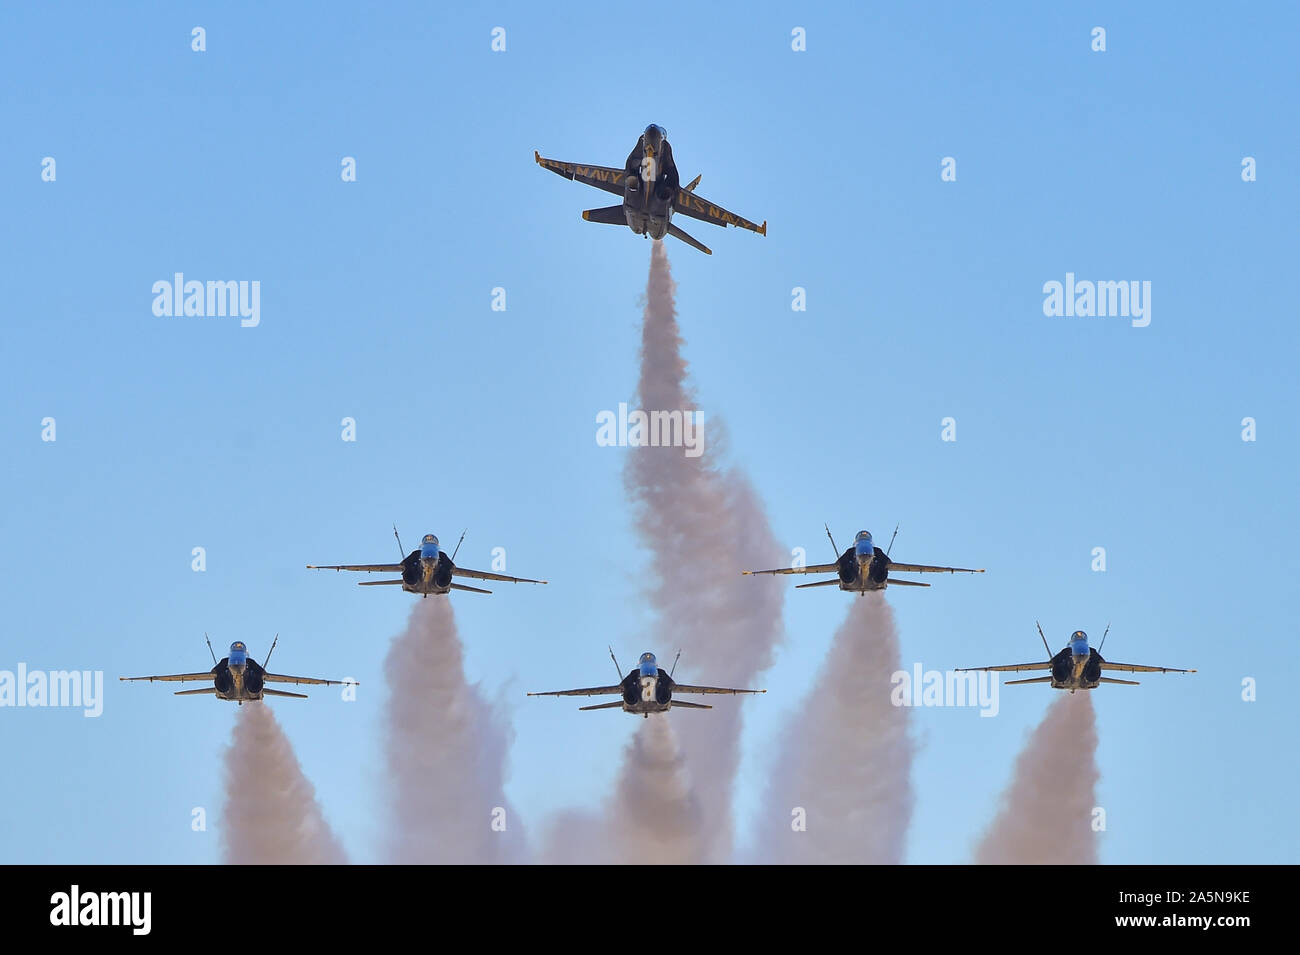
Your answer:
643;125;666;153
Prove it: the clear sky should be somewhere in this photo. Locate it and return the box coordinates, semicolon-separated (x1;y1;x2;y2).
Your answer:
1;1;1296;864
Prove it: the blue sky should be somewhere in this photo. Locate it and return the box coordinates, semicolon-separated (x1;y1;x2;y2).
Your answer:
1;1;1295;863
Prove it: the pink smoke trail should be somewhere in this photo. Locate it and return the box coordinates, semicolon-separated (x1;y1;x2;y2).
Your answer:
383;596;524;863
221;702;348;864
621;240;786;861
974;691;1100;864
759;594;913;863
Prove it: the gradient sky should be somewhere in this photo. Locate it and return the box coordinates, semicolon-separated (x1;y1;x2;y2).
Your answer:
2;1;1296;864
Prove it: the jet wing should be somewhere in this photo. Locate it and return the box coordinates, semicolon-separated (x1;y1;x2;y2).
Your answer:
673;189;766;235
120;672;215;683
263;673;356;686
954;662;1051;673
671;685;765;695
453;566;547;585
307;563;402;573
888;561;985;574
743;563;839;577
1104;663;1196;674
795;578;845;589
535;152;628;198
527;685;623;698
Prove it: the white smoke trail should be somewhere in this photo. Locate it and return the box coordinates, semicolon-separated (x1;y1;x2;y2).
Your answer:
607;715;707;864
974;691;1100;864
221;702;348;865
621;240;786;861
540;715;704;865
383;596;524;863
758;594;913;863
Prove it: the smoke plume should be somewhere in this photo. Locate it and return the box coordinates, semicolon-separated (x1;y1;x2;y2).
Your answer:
540;715;705;865
607;715;707;864
974;691;1100;864
221;702;348;864
758;594;913;863
620;240;785;861
383;596;523;863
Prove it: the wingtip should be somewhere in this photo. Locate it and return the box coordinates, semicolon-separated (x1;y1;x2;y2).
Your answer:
533;149;541;163
759;220;767;236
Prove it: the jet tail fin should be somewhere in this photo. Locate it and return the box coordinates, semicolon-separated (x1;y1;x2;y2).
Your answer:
173;687;217;696
1097;676;1140;686
667;223;712;255
449;582;492;595
582;205;626;226
358;579;406;586
683;174;701;192
795;578;842;589
262;688;309;699
578;700;625;711
885;578;931;588
669;700;713;709
1004;677;1054;685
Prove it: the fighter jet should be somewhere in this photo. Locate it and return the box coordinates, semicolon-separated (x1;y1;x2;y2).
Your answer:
528;649;764;718
743;525;984;593
955;623;1196;693
120;635;356;704
307;528;546;596
535;124;766;255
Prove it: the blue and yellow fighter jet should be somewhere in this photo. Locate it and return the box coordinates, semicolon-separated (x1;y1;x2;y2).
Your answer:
121;635;356;704
528;649;764;718
535;124;766;255
743;525;984;593
308;527;546;597
955;624;1196;693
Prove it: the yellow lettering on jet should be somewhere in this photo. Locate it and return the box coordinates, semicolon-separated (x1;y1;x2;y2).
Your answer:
574;166;623;184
